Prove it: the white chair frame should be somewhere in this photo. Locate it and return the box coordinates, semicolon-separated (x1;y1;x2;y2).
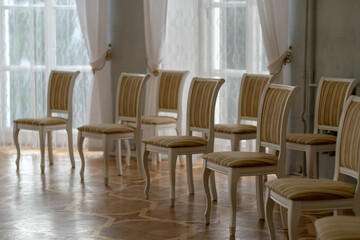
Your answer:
142;77;225;206
77;73;150;185
286;77;357;178
266;95;360;240
215;73;273;151
125;70;189;168
13;70;80;173
203;83;300;237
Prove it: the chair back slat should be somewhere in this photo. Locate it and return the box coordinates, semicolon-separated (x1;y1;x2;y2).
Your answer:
158;71;188;111
239;74;272;120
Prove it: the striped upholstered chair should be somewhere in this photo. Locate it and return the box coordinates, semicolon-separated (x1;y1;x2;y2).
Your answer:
287;77;357;178
265;95;360;240
77;73;150;185
215;73;272;151
315;216;360;240
125;70;189;168
202;83;299;237
142;77;224;206
13;70;80;174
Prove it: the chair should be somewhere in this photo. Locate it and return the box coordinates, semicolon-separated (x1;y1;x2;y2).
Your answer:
315;216;360;240
286;77;357;178
215;73;272;151
13;70;80;173
265;95;360;240
125;70;189;168
202;83;299;237
77;73;150;185
142;77;225;206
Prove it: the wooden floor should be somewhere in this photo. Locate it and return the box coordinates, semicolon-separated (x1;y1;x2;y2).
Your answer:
0;147;339;240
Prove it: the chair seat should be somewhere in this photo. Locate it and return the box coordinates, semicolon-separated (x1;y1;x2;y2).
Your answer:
14;117;67;126
287;133;336;145
266;178;355;200
203;151;278;168
78;124;136;134
142;136;207;148
142;115;177;125
214;124;257;134
315;216;360;240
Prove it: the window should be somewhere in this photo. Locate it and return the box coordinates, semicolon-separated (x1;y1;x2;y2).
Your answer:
200;0;267;125
0;0;91;147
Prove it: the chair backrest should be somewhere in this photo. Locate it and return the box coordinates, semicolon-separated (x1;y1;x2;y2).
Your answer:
334;96;360;183
47;70;80;122
238;73;273;122
314;77;357;132
186;77;225;151
256;83;300;177
156;70;189;114
115;73;150;129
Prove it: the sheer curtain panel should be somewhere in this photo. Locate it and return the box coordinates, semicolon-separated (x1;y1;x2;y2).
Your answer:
76;0;112;150
0;0;92;149
257;0;289;83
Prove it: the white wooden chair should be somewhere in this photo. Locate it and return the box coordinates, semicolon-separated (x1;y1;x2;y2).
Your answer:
266;95;360;240
13;70;80;173
125;70;189;168
142;77;225;206
77;73;150;185
202;83;299;237
287;77;357;178
215;73;272;151
315;216;360;240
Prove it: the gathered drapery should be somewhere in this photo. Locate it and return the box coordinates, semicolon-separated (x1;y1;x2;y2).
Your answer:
257;0;289;83
76;0;112;150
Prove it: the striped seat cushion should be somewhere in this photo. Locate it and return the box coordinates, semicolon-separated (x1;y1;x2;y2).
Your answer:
266;178;355;200
142;116;177;125
214;124;256;134
78;124;135;134
287;133;337;145
203;151;278;168
315;216;360;240
14;117;67;126
143;136;207;148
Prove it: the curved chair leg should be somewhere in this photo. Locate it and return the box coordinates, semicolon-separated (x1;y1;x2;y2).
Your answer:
168;150;177;207
13;124;21;170
186;154;194;194
39;128;46;174
47;131;53;165
288;201;301;240
142;145;151;199
135;137;144;179
280;206;288;229
305;146;316;178
77;131;85;180
66;127;75;168
103;137;110;185
230;135;240;151
202;162;212;224
115;140;123;176
228;169;239;237
265;191;276;240
209;171;217;201
124;139;131;166
256;175;265;219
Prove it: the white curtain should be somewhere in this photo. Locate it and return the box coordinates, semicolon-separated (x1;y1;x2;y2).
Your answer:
257;0;289;83
76;0;113;150
143;0;168;117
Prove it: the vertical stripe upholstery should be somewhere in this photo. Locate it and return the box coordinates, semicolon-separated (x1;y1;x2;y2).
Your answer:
339;101;360;172
241;75;270;118
158;72;185;110
189;81;217;129
318;81;350;127
49;72;74;111
118;75;143;117
260;88;291;145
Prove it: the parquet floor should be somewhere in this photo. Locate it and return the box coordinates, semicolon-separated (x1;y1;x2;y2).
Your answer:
0;147;343;239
